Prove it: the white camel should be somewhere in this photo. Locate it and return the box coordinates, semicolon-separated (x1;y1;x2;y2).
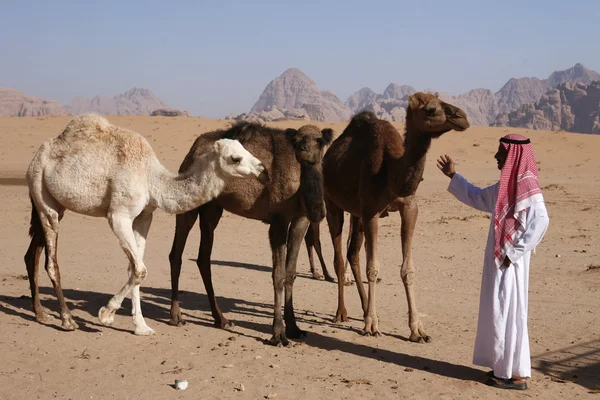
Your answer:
24;114;268;335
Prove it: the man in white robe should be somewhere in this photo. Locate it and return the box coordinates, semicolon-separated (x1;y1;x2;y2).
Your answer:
437;134;550;390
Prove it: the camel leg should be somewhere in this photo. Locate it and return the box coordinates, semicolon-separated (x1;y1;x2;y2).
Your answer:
347;216;367;316
311;222;336;282
268;215;289;346
168;210;199;326
24;205;52;323
196;203;230;328
37;203;77;331
362;215;381;337
99;212;153;335
129;212;154;335
304;223;323;280
284;216;310;339
343;218;355;286
325;198;347;323
398;200;432;343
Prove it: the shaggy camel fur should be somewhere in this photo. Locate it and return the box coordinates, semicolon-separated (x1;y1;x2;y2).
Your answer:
169;121;332;346
323;93;470;341
24;114;267;335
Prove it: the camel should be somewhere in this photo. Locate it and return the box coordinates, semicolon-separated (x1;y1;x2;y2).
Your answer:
322;92;470;341
304;222;353;284
24;114;268;335
168;121;332;346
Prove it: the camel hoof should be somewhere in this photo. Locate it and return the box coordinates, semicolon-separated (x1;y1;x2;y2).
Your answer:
61;315;79;331
35;307;54;323
268;334;290;348
98;307;115;326
134;325;156;336
409;334;432;343
344;280;354;286
286;327;307;339
333;315;349;323
324;276;336;283
216;320;235;329
169;318;186;327
373;332;382;338
311;272;324;280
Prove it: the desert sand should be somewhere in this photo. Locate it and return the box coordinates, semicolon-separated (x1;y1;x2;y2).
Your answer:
0;115;598;399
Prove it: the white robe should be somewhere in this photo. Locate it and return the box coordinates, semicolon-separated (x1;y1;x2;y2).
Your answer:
448;173;550;379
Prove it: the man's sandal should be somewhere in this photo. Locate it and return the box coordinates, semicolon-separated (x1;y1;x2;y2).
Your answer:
484;375;528;390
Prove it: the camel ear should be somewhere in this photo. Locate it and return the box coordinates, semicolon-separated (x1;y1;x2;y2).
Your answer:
408;94;420;109
320;128;334;145
212;139;227;154
285;128;299;143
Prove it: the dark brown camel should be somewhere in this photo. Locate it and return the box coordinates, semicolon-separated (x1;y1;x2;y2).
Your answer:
322;92;470;341
169;121;333;346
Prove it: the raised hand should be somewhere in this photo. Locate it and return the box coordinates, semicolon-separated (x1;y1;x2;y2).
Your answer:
436;155;456;178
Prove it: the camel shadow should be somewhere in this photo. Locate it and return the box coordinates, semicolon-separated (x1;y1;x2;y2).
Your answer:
190;259;272;273
223;316;485;383
1;288;485;384
0;286;277;340
533;340;600;390
188;258;335;283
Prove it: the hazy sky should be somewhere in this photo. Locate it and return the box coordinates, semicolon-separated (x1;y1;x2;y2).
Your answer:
1;0;599;118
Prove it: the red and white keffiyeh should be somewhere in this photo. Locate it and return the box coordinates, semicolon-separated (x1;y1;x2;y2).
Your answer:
494;134;542;267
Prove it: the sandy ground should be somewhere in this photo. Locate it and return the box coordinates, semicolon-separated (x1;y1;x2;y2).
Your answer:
0;115;599;400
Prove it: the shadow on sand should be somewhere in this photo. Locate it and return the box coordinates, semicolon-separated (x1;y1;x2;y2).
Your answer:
1;284;487;384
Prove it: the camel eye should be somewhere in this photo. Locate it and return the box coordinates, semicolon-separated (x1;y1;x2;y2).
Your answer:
425;107;437;116
231;156;242;164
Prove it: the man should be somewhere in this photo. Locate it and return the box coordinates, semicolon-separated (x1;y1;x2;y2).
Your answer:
437;134;550;390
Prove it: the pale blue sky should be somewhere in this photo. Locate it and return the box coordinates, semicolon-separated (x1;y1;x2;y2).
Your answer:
1;0;599;117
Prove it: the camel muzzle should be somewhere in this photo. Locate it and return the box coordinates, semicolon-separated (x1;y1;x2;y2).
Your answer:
255;164;270;185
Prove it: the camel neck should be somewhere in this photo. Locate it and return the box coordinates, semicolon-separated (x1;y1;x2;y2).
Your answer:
150;152;226;214
391;119;431;196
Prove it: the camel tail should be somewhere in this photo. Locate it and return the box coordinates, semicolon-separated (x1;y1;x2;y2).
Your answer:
28;196;43;239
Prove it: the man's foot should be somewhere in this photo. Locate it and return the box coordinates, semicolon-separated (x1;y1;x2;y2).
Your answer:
484;376;527;390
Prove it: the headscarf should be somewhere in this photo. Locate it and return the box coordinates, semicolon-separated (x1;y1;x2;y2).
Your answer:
494;134;542;267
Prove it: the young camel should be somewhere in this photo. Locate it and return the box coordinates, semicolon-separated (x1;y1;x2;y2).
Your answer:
323;93;470;341
304;222;353;284
169;121;332;346
24;114;268;335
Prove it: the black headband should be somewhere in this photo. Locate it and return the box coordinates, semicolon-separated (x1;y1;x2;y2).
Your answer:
499;137;531;145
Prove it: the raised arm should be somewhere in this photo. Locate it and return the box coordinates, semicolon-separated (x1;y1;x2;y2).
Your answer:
437;155;498;213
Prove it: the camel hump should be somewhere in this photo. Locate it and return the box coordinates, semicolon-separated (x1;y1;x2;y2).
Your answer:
352;111;377;122
62;113;113;135
224;121;269;143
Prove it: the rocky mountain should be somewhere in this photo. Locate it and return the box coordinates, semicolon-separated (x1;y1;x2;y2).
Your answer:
0;88;69;117
67;87;170;116
344;63;600;129
493;81;600;134
246;68;352;122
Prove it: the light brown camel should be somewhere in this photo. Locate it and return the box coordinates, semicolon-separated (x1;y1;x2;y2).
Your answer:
323;92;470;341
24;114;267;335
168;121;333;346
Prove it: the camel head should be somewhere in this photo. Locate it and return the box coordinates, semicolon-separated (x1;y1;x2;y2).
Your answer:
285;125;334;223
286;125;334;165
407;92;470;137
212;139;269;184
